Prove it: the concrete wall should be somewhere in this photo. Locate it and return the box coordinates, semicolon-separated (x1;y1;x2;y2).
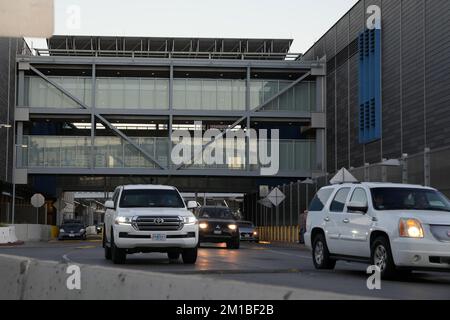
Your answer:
0;254;367;300
10;224;54;242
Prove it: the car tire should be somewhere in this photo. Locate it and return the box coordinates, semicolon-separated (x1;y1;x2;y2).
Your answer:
371;236;397;280
103;228;111;260
227;237;240;249
312;233;336;270
182;247;198;264
168;252;181;260
111;230;126;264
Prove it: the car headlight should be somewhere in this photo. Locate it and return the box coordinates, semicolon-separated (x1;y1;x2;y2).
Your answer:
59;229;65;233
228;224;237;231
253;231;258;236
115;216;132;225
199;222;208;229
80;229;85;233
182;216;197;225
399;218;424;238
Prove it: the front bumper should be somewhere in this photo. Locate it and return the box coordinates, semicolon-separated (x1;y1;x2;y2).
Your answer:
113;224;198;249
391;237;450;270
59;233;85;239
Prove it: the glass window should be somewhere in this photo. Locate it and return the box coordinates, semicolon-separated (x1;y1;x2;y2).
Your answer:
119;189;185;208
140;78;155;108
199;207;235;220
309;188;334;212
202;80;217;110
155;79;169;109
350;188;368;203
330;188;351;212
217;80;232;110
173;79;186;109
371;188;450;212
186;80;202;109
124;78;140;108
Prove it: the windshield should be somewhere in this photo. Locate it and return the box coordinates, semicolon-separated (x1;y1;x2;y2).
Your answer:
238;222;253;228
199;208;235;220
61;224;83;229
370;188;450;212
119;189;185;208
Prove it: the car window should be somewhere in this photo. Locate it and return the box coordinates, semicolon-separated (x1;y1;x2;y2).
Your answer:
330;188;351;212
199;208;235;220
309;188;334;212
112;188;120;208
350;188;368;204
371;188;450;212
119;189;185;208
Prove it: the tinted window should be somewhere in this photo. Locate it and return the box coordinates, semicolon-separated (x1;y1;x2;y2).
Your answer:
371;188;450;212
238;222;253;228
309;188;334;211
350;188;368;204
330;188;351;212
200;207;235;220
119;189;185;208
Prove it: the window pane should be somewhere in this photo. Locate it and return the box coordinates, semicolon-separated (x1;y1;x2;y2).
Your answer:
202;80;217;110
186;80;202;109
330;188;351;212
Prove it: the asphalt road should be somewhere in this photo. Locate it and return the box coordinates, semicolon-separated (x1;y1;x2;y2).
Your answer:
1;240;450;299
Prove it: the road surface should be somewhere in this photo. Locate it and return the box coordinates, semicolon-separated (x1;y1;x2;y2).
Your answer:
1;240;449;299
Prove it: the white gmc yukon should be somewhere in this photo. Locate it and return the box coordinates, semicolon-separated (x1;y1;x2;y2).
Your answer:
103;185;199;264
305;183;450;279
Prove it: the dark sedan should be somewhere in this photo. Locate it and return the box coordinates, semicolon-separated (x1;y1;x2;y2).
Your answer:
58;222;87;240
197;206;240;249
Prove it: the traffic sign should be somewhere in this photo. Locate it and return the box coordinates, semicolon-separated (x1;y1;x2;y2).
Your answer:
267;187;286;207
31;193;45;208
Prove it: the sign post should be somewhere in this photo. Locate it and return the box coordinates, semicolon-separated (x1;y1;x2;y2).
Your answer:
31;193;45;225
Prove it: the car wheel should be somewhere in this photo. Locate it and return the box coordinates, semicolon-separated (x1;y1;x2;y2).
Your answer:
182;247;198;264
312;233;336;270
168;252;180;260
227;237;240;249
111;230;126;264
371;236;397;279
103;228;111;260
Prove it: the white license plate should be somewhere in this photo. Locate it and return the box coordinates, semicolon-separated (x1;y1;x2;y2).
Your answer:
152;234;167;241
214;230;222;235
69;234;75;238
245;234;250;238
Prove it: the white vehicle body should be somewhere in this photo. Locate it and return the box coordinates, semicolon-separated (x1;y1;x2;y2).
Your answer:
103;185;199;264
305;183;450;276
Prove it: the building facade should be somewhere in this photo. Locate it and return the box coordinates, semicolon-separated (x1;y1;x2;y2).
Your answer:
302;0;450;184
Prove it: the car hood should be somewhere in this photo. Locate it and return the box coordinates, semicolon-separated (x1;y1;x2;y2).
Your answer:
118;207;190;217
380;210;450;225
199;218;237;224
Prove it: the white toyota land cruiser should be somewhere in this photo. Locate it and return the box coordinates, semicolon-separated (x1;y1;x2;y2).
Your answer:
305;183;450;279
103;185;199;264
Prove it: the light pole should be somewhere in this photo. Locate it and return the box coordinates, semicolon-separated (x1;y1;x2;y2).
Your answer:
1;124;13;223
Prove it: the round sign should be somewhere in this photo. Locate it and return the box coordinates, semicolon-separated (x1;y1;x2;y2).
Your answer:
31;193;45;208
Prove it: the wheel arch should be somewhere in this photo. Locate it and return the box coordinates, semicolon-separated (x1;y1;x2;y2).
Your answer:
370;230;390;247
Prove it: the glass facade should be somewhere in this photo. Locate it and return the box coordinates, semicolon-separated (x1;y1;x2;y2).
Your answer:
26;76;316;112
173;79;246;111
20;136;316;172
250;80;316;112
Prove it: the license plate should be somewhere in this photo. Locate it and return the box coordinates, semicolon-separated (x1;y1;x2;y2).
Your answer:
245;234;250;238
152;234;167;241
69;234;75;238
214;230;222;235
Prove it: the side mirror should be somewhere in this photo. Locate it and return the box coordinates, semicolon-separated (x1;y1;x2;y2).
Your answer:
347;201;368;214
187;201;198;209
105;200;115;209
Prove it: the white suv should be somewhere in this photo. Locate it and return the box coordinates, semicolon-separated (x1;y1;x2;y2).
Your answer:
305;183;450;278
103;185;199;264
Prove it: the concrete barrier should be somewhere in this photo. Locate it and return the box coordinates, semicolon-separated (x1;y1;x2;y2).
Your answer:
0;254;370;300
0;226;18;244
9;224;54;242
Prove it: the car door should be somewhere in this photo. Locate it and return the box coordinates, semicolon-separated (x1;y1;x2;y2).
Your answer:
324;187;352;254
339;187;373;258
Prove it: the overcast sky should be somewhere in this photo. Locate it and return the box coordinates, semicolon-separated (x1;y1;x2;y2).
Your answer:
28;0;359;54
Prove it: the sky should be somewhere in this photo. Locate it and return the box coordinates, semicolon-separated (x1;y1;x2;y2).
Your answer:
27;0;359;54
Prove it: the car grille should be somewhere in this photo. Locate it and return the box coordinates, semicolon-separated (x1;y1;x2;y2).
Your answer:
133;216;182;231
430;225;450;242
